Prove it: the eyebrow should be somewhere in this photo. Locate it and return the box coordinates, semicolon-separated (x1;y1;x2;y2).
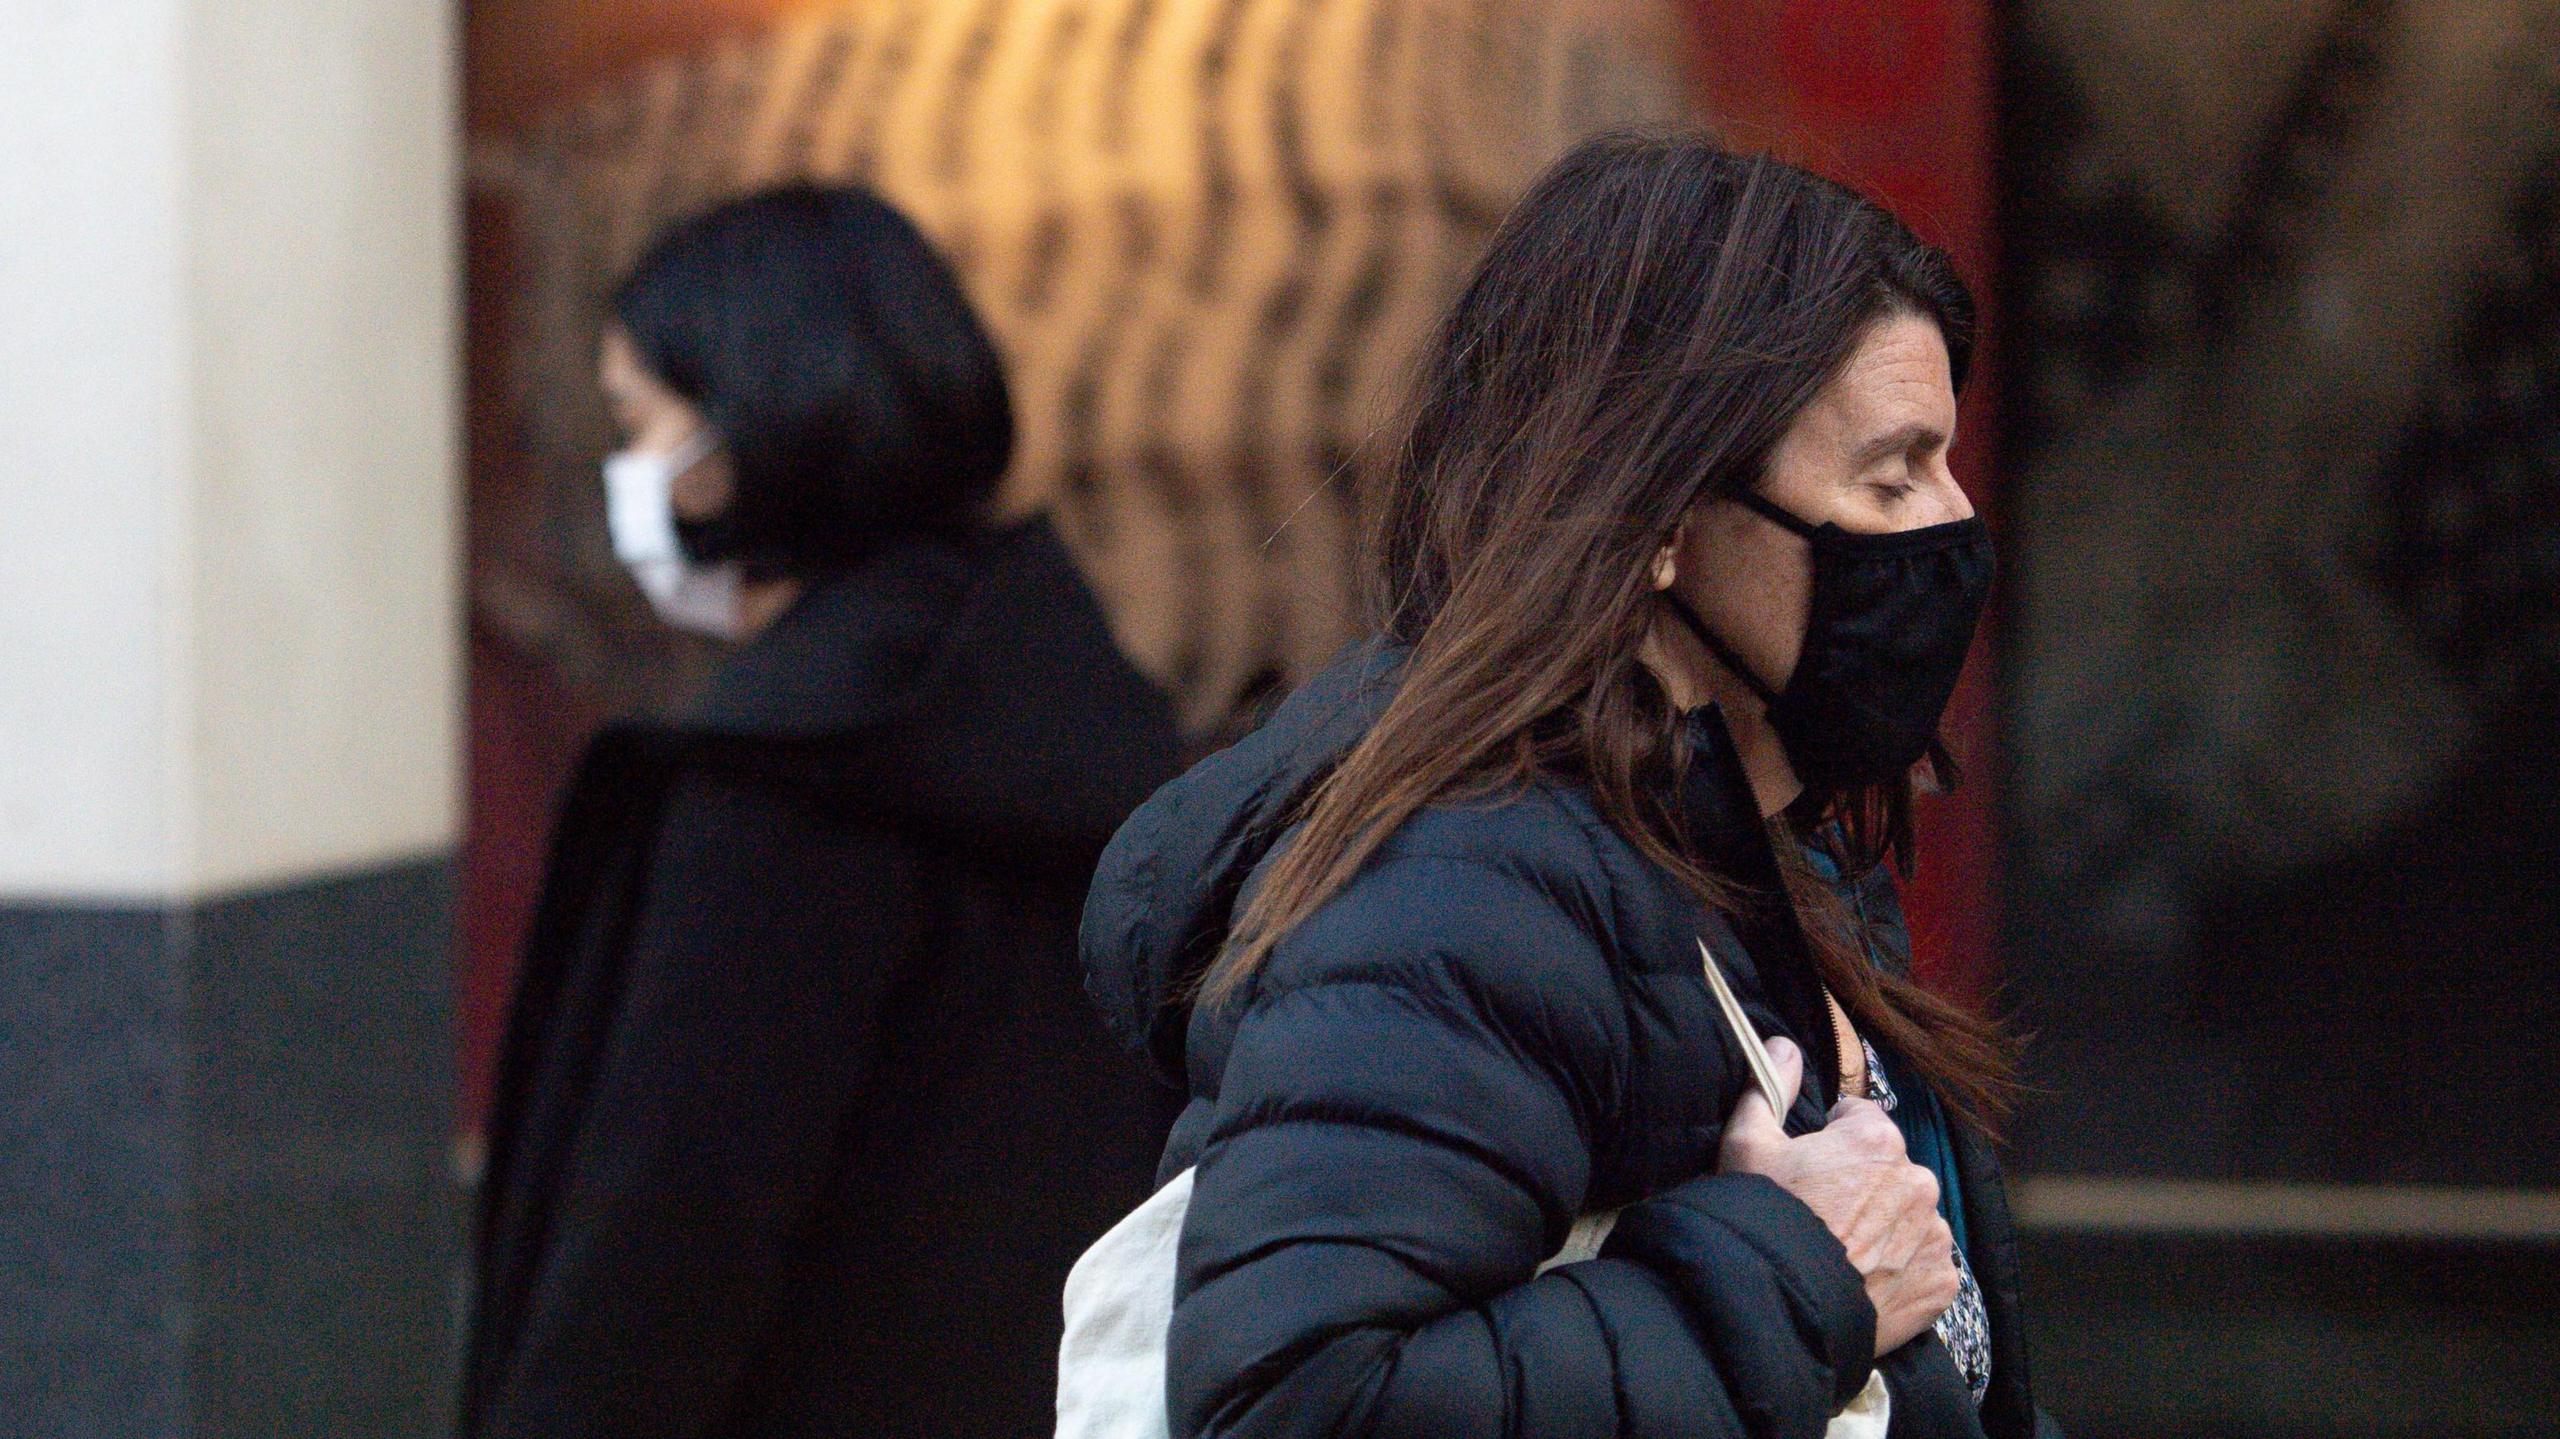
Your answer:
1848;421;1952;469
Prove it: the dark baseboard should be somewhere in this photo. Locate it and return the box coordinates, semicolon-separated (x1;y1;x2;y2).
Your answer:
1;903;184;1436
2019;1226;2560;1439
1;858;462;1439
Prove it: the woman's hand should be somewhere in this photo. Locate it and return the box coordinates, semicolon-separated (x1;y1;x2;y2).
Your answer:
1717;1036;1960;1356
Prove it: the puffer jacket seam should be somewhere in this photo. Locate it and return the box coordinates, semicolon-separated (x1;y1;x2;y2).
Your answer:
1552;1266;1639;1439
1688;1200;1869;1399
1198;1110;1567;1222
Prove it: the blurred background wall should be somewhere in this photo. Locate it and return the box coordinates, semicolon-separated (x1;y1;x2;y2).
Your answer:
0;1;463;1434
1997;3;2560;1433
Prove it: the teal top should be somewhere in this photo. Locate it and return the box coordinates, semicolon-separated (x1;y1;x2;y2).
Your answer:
1868;1042;1970;1257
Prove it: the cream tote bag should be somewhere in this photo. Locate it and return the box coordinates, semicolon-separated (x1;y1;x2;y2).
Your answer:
1053;1171;1886;1438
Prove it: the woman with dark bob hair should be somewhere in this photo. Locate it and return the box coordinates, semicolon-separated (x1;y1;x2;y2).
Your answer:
464;185;1182;1439
1082;135;2059;1437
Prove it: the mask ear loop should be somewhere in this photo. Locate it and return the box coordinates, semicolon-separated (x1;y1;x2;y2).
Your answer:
1659;586;1785;708
1729;488;1823;540
1654;488;1827;706
1655;487;1815;706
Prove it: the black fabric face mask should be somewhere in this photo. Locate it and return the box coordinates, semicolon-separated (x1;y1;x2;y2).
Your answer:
1663;489;1994;792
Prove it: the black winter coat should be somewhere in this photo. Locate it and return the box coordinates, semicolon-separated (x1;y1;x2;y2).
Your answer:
464;519;1183;1439
1081;644;2057;1439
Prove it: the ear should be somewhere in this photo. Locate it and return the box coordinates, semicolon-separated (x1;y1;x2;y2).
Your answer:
1650;522;1684;592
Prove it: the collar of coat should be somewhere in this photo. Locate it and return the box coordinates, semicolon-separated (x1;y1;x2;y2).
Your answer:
615;514;1184;869
1078;637;1853;1085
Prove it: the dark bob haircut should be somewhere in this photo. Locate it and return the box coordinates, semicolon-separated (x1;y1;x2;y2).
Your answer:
611;183;1014;573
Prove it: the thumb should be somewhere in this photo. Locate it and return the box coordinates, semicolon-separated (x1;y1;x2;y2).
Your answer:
1761;1034;1805;1121
1726;1035;1806;1139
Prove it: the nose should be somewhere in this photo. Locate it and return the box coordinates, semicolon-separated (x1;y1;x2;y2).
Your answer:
1931;457;1976;524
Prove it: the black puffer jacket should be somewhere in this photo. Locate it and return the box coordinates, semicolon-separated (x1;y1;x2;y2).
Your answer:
1082;644;2054;1439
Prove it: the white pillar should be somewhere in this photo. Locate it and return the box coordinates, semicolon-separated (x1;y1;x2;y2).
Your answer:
0;1;462;1432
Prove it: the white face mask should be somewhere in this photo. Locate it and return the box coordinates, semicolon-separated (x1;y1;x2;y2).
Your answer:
602;429;749;641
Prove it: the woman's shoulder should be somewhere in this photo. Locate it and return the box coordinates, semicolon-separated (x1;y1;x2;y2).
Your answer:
1372;775;1620;870
1253;779;1642;1019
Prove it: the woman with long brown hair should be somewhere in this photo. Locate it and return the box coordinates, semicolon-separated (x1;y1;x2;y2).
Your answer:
1080;132;2059;1438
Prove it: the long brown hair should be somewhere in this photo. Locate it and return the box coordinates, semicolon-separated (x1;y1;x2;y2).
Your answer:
1203;132;2016;1134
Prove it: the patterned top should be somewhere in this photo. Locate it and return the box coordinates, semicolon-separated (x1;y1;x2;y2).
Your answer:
1863;1039;1993;1406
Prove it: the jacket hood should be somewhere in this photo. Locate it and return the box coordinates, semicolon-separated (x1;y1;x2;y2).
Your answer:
1079;640;1404;1084
686;516;1182;867
1078;641;1859;1088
